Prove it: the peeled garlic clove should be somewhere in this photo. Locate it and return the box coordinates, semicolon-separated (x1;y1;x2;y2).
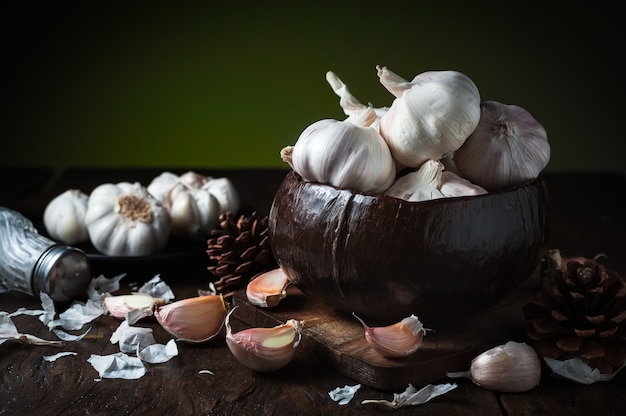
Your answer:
377;66;481;169
246;268;290;308
439;171;488;198
453;100;551;191
104;293;164;323
43;189;90;245
225;306;303;372
353;313;426;358
201;177;240;215
446;341;541;393
154;294;227;343
384;160;445;202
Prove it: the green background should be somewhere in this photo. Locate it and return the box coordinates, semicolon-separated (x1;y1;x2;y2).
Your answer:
2;2;623;174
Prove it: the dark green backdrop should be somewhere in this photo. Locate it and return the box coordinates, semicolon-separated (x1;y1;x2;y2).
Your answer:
2;2;623;174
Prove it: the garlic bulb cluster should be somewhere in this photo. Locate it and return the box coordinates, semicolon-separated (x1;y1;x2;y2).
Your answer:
43;189;89;245
446;341;541;393
42;171;240;257
452;100;551;191
280;67;550;200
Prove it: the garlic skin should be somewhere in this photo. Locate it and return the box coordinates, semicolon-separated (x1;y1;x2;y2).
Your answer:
353;313;426;358
446;341;541;393
154;294;227;343
453;100;551;191
225;306;303;372
43;189;90;245
284;105;396;194
377;66;481;168
246;268;290;308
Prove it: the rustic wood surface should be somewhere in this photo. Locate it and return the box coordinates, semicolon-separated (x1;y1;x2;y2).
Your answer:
1;167;625;415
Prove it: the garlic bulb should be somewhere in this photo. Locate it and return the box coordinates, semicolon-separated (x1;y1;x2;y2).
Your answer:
453;100;551;191
446;341;541;393
85;182;171;256
225;306;303;372
43;189;89;245
154;294;227;343
384;160;445;202
148;171;239;236
167;183;220;236
246;268;290;308
377;66;481;168
283;106;396;193
353;313;426;358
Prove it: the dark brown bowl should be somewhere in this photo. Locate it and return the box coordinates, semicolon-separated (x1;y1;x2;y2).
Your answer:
268;172;550;323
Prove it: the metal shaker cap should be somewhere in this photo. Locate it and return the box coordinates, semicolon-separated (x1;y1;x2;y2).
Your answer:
32;244;92;303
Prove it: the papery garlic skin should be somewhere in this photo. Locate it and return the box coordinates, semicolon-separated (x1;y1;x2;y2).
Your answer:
447;341;541;393
225;307;303;372
85;182;171;256
353;313;426;358
453;100;550;191
43;189;89;245
285;106;396;194
246;268;289;308
154;294;227;343
377;66;481;169
439;171;488;198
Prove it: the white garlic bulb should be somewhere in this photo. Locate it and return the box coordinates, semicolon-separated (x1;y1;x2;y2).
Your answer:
282;106;396;193
85;182;171;256
453;100;551;191
43;189;90;245
201;177;240;215
384;160;445;202
377;66;481;168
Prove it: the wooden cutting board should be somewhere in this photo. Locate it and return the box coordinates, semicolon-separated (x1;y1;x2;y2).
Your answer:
232;272;538;391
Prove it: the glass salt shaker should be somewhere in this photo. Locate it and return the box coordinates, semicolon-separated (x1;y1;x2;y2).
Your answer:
0;207;91;303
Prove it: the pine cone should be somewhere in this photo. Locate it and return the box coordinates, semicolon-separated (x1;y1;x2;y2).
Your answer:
524;250;626;374
206;211;277;298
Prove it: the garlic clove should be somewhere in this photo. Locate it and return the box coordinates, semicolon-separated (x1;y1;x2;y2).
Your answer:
453;100;551;192
104;293;164;322
43;189;90;245
225;306;303;372
246;268;290;308
146;171;181;204
446;341;541;393
154;294;227;343
384;160;445;202
353;313;426;358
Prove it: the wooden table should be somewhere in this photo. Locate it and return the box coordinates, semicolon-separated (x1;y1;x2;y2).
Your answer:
1;167;625;415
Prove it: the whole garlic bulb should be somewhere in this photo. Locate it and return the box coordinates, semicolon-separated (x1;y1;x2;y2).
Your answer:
452;100;551;191
43;189;89;245
85;182;171;256
281;106;396;194
377;66;481;168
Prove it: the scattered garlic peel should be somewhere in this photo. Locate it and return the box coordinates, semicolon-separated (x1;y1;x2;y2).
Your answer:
544;357;626;384
328;384;362;405
361;383;457;408
88;352;147;380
